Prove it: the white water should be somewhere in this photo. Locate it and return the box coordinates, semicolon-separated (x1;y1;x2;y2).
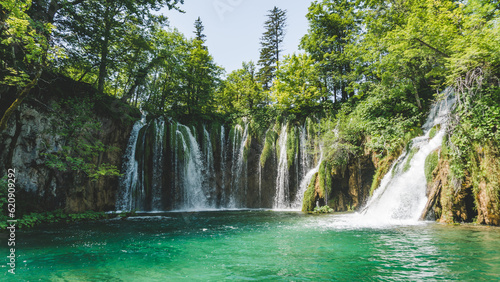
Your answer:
291;146;322;210
151;118;165;211
361;89;456;224
116;114;146;211
220;126;227;207
274;124;290;209
228;124;249;208
176;124;209;210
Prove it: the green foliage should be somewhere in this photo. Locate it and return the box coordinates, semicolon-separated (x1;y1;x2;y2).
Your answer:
41;98;120;180
0;0;52;87
16;210;108;229
286;126;299;169
217;61;264;116
313;205;334;214
272;53;323;113
448;83;500;182
300;0;360;102
425;151;440;183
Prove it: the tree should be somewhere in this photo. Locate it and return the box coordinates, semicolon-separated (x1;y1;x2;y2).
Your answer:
0;0;52;131
257;6;287;90
300;0;359;103
52;0;183;94
0;0;184;132
272;53;322;112
194;16;207;44
217;61;264;114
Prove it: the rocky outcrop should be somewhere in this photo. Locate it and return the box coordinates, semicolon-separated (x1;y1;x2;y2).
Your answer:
420;143;500;226
0;78;136;213
302;152;376;212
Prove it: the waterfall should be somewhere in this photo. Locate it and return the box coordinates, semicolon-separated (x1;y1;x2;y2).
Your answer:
228;124;249;208
362;89;456;222
291;146;322;210
274;124;289;209
220;126;227;207
176;124;209;210
116;114;146;211
203;126;216;207
116;116;322;212
151;118;165;211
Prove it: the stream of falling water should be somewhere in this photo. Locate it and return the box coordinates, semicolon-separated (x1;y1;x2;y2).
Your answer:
273;124;289;209
116;114;146;211
361;89;456;223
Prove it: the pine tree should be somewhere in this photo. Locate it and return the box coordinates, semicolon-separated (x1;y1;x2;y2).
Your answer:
194;17;207;43
257;6;287;90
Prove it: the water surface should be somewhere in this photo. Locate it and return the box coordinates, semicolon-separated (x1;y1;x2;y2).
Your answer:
3;211;500;280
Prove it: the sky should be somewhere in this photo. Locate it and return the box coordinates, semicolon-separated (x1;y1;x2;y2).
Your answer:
161;0;313;74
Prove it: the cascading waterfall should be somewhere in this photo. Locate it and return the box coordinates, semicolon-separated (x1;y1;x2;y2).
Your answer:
176;124;209;210
274;124;289;209
116;116;320;212
151;118;165;211
228;124;249;208
116;114;146;211
362;89;456;222
220;126;227;207
292;146;322;210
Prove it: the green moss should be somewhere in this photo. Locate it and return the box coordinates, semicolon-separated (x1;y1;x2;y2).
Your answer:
429;124;441;139
424;150;440;183
403;146;419;172
260;129;278;167
317;161;332;198
302;173;317;212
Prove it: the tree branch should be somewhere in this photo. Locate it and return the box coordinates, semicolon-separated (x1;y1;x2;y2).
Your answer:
0;70;42;132
413;38;449;58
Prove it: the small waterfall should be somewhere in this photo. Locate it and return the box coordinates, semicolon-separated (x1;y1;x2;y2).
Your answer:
362;89;456;222
176;124;209;210
228;124;249;208
220;126;227;207
203;126;216;207
151;118;165;211
116;114;146;211
274;124;289;209
291;146;322;210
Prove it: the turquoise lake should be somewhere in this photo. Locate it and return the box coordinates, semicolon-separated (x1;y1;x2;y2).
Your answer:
3;211;500;281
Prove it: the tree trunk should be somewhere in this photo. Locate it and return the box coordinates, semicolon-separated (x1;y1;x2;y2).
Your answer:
97;1;111;94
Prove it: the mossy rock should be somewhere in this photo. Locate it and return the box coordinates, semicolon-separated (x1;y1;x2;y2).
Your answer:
260;129;278;167
424;150;440;183
429;124;441;139
302;173;318;212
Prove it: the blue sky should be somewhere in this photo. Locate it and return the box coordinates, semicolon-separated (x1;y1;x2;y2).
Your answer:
162;0;313;73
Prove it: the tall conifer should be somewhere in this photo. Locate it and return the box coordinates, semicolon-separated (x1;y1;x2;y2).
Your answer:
257;6;287;90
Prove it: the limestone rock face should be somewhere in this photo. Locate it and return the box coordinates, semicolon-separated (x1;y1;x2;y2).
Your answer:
302;153;375;212
0;100;133;213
